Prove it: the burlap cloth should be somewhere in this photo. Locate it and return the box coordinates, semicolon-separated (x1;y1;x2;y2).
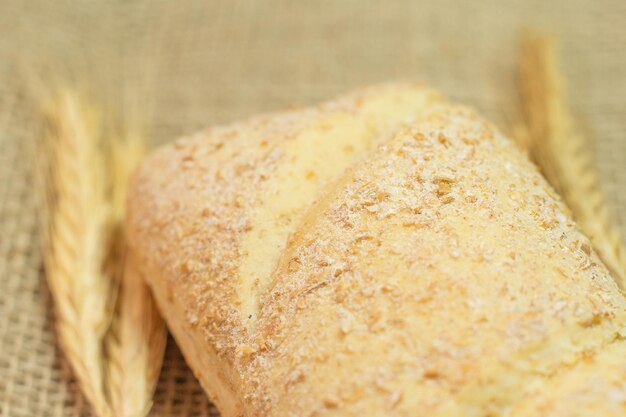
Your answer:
1;1;625;416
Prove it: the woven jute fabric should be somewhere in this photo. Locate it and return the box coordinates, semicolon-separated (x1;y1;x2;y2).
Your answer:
1;1;625;416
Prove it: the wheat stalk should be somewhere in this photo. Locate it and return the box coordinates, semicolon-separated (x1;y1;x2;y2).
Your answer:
103;49;168;413
35;84;166;417
514;33;626;289
104;133;167;417
37;89;113;417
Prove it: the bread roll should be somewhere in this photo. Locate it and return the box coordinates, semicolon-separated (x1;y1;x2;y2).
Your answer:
126;84;626;417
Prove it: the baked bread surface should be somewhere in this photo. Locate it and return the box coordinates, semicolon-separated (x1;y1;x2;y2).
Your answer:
126;84;626;417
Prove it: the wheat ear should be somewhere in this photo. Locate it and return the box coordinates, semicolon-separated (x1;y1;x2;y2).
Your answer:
104;131;167;417
37;89;113;417
102;44;168;416
515;33;626;289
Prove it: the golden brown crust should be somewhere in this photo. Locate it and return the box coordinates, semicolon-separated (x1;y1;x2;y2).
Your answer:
126;85;626;417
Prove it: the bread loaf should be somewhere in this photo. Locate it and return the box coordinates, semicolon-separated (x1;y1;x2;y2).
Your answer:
126;84;626;416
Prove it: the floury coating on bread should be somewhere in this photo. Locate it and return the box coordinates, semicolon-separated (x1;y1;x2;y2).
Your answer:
126;84;626;416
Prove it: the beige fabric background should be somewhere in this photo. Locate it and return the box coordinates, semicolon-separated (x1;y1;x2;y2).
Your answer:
0;1;625;416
